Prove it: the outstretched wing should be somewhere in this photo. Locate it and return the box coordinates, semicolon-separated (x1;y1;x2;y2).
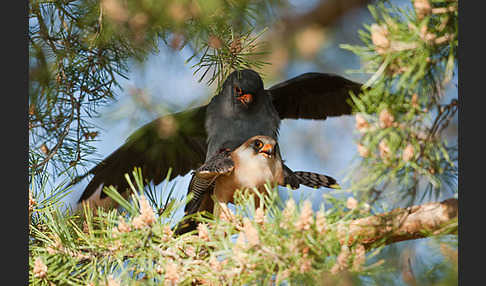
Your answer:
268;73;363;120
78;106;208;202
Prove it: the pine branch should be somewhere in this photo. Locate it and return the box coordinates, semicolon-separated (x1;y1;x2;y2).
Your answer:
337;198;458;249
29;177;458;284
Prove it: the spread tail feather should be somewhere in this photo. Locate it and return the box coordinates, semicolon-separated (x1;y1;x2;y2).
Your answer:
292;171;340;189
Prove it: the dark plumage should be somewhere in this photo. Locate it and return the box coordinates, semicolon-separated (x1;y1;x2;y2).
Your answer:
75;69;362;212
292;171;338;189
174;135;339;235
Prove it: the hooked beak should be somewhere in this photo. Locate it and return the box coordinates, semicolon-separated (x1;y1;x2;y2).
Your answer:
236;93;253;106
259;144;274;158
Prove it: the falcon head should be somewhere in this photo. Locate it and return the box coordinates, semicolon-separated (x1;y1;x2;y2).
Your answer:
229;135;284;190
224;69;264;108
250;136;276;158
239;135;277;159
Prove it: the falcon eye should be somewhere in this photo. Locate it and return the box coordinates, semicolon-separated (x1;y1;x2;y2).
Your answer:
253;139;263;150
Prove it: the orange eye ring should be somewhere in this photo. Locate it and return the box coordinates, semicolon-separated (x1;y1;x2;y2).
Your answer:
254;140;263;149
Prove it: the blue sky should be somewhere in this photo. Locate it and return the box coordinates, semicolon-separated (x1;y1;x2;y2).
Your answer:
63;43;362;217
52;2;457;284
63;0;457;214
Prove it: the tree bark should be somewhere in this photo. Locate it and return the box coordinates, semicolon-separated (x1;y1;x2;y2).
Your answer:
337;198;458;249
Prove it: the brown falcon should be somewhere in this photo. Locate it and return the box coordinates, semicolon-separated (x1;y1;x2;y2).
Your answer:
174;135;339;234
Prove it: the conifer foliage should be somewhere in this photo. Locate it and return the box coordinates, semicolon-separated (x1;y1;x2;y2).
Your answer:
29;0;458;285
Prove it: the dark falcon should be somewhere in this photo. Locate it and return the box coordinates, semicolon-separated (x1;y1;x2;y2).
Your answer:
75;69;362;210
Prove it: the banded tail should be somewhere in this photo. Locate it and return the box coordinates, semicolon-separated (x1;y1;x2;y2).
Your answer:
292;171;340;189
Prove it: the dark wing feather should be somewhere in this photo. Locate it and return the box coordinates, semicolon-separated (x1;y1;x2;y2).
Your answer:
195;150;235;179
184;150;234;215
283;164;339;189
268;73;363;120
78;106;208;202
292;171;339;189
282;164;300;189
174;175;216;235
175;152;234;235
184;174;215;216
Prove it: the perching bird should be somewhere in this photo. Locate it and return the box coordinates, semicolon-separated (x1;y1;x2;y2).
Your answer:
174;135;338;234
75;69;362;210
